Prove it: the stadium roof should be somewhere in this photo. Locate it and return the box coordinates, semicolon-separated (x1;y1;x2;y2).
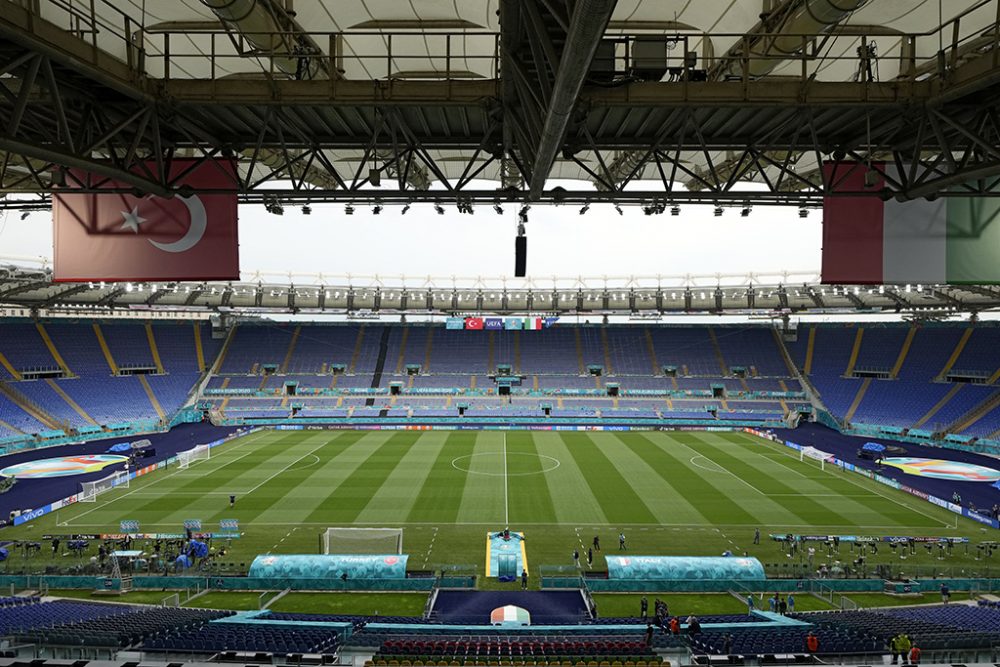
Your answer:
2;263;997;318
2;0;1000;206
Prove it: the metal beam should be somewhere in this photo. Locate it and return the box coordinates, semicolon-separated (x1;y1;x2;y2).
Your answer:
528;0;617;198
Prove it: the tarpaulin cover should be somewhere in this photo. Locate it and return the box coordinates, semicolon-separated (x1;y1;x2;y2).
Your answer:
106;443;132;453
248;554;409;579
605;556;765;581
862;442;887;452
189;541;209;558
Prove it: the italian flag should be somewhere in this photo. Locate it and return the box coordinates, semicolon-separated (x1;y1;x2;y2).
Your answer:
821;162;1000;284
490;605;531;625
524;317;544;330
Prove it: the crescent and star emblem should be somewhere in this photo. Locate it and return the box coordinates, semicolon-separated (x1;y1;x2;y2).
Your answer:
119;195;208;253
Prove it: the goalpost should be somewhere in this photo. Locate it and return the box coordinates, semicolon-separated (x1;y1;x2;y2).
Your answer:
79;470;130;503
321;527;403;555
178;444;211;469
799;446;830;472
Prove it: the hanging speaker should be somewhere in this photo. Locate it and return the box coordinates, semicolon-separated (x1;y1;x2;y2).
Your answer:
514;235;527;277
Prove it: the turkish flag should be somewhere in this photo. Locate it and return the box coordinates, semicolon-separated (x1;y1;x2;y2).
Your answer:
53;159;239;282
465;317;484;330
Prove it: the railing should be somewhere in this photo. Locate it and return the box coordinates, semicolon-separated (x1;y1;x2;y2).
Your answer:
810;581;859;610
17;0;1000;89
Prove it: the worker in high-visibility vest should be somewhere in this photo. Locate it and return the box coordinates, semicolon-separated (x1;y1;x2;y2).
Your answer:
805;632;819;653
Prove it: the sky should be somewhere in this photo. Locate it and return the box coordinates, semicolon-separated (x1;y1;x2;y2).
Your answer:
0;181;821;281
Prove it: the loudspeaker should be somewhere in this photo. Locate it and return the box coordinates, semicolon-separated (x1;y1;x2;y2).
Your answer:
514;235;527;277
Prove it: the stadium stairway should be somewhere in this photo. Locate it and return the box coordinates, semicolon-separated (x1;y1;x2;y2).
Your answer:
644;328;660;376
193;322;207;372
0;382;66;432
937;328;974;379
369;327;393;403
34;322;73;377
0;350;22;380
45;378;98;426
844;327;864;376
803;326;817;374
91;323;120;375
707;329;728;375
947;389;1000;435
138;375;166;420
913;384;964;429
889;326;917;378
349;325;367;374
279;325;302;374
843;377;871;424
211;325;238;374
145;323;166;374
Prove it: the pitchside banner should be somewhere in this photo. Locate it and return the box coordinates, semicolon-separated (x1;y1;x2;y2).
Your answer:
821;161;1000;284
53;159;239;282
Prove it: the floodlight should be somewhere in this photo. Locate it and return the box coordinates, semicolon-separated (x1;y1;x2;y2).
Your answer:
373;205;383;215
579;204;590;215
301;205;312;215
740;206;751;217
670;205;680;216
799;208;809;218
494;204;504;215
614;205;623;216
401;204;410;215
518;206;529;223
434;204;445;215
344;204;355;215
713;206;723;217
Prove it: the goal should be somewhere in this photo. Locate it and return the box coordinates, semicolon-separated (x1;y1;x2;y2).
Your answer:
799;446;831;471
79;470;130;502
321;527;403;555
178;444;211;469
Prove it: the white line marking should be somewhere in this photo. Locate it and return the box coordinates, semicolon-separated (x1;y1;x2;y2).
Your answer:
61;431;270;525
503;432;509;528
749;435;954;529
59;520;947;529
241;443;329;497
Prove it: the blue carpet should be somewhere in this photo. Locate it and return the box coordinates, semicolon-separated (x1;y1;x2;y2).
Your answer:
0;422;240;524
773;423;1000;519
433;590;589;625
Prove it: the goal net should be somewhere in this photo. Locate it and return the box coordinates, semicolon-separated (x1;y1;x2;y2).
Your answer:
321;527;403;555
178;444;211;469
79;470;130;503
799;446;832;471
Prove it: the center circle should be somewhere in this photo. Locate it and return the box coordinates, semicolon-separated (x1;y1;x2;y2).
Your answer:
451;452;561;476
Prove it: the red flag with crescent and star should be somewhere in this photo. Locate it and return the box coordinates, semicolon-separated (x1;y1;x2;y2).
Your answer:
53;159;239;282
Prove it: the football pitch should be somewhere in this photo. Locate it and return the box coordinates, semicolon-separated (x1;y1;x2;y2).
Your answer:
19;429;981;575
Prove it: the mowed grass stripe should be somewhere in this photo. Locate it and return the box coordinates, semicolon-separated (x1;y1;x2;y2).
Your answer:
67;432;305;524
636;433;770;526
559;433;658;525
705;433;914;527
610;433;709;525
688;433;860;527
506;432;558;524
244;430;376;524
301;432;424;524
158;432;342;525
407;432;477;523
456;432;506;523
354;432;449;523
531;433;608;525
744;434;954;528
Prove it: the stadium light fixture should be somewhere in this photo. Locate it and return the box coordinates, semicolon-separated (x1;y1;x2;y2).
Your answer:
799;208;809;218
494;204;504;215
344;204;355;215
434;204;445;215
401;204;410;215
301;205;311;215
579;204;590;215
713;206;723;217
670;205;680;216
372;204;383;215
518;206;529;223
740;206;751;217
614;205;623;216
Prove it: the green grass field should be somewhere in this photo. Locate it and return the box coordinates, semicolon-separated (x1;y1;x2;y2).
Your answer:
8;429;987;578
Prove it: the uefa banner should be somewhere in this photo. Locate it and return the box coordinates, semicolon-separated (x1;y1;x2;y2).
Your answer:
446;316;559;330
53;159;239;282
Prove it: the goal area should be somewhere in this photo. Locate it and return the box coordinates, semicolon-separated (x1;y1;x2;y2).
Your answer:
799;446;831;471
79;470;129;502
178;444;210;469
321;527;403;555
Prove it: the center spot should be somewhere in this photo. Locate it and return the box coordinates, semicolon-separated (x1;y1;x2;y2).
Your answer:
451;452;561;476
